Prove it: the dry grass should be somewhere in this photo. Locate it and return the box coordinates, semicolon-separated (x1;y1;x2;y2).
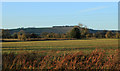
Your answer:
2;49;120;70
1;39;119;70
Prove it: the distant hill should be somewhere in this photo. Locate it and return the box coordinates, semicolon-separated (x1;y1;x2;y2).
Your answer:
2;26;119;35
8;26;74;35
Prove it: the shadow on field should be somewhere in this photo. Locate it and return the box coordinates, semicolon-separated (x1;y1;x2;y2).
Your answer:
2;38;77;42
2;47;95;51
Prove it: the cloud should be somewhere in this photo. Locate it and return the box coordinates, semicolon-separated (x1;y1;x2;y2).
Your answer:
79;6;108;13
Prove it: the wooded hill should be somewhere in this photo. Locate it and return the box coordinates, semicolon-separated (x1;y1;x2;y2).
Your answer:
2;26;119;35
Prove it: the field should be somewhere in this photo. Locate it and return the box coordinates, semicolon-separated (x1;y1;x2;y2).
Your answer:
1;39;120;70
2;39;118;54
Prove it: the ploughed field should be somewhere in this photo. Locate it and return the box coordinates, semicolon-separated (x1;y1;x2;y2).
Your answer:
2;39;118;55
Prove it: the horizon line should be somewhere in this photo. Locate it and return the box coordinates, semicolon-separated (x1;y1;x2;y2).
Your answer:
1;26;119;31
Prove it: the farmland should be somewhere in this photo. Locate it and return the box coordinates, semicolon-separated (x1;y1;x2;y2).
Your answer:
2;39;118;55
2;39;120;70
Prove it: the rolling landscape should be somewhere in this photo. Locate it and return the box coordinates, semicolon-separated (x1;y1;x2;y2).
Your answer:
1;2;120;71
1;25;120;70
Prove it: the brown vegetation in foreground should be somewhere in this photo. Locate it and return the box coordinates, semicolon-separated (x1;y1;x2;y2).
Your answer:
2;49;120;70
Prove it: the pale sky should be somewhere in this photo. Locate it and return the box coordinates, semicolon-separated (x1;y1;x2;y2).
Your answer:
2;2;118;30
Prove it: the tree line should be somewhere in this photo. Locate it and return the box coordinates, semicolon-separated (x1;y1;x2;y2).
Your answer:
1;26;120;41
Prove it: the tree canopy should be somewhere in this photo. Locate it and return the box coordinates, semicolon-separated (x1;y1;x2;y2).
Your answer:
70;27;81;39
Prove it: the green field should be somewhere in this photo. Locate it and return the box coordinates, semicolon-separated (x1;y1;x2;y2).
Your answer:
2;39;118;55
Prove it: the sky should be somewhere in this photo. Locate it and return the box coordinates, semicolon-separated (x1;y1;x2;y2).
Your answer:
2;2;118;30
1;0;119;2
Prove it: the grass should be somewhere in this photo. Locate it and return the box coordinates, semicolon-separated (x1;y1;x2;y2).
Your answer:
2;49;120;70
1;39;120;70
2;39;119;55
